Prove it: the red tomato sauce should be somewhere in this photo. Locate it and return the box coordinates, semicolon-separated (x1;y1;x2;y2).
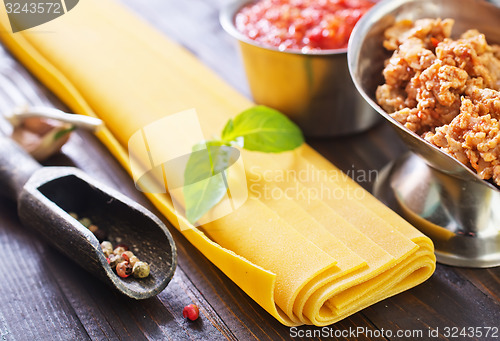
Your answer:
235;0;374;52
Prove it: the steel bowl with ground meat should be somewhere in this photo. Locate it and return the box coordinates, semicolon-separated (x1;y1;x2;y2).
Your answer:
376;18;500;186
348;0;500;268
348;0;500;187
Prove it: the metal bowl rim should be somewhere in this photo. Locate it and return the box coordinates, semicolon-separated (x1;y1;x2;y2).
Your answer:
219;0;349;56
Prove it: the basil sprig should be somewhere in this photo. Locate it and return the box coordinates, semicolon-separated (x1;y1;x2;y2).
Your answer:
183;106;304;224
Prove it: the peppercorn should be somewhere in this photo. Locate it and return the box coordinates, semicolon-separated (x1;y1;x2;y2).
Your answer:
108;253;124;268
79;217;92;228
99;238;148;281
69;212;78;220
121;251;134;262
116;244;129;251
128;255;140;268
100;241;113;257
113;246;127;256
183;304;199;321
132;261;150;278
116;261;132;278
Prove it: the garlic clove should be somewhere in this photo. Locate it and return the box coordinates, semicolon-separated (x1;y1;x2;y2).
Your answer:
11;116;74;161
11;127;42;154
22;117;62;135
7;106;103;132
30;123;73;161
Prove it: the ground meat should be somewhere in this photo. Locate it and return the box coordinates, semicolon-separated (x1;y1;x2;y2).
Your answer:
383;18;453;51
376;18;500;186
466;83;500;118
425;98;500;184
493;45;500;59
376;84;406;112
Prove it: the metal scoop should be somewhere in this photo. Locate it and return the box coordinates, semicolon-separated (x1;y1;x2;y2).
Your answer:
348;0;500;267
0;136;177;298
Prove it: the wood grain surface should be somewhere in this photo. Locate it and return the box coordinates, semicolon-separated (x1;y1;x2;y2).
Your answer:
0;0;498;340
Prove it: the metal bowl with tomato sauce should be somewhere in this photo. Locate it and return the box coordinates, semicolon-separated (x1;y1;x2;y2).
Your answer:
220;0;381;136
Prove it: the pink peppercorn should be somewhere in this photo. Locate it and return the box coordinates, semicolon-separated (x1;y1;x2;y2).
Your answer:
183;304;199;321
116;261;132;278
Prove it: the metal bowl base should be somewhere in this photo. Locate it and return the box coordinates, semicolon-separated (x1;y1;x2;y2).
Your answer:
373;153;500;268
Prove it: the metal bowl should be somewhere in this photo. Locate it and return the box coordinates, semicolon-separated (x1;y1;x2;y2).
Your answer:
220;0;381;137
348;0;500;267
348;0;500;185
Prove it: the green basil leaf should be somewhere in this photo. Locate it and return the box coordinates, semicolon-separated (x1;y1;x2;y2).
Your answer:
221;118;234;140
221;105;304;153
184;105;304;223
184;173;227;224
183;141;235;223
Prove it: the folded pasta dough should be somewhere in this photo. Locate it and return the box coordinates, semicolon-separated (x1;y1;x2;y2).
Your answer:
0;0;436;326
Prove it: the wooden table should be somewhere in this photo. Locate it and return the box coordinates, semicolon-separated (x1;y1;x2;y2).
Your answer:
0;0;498;340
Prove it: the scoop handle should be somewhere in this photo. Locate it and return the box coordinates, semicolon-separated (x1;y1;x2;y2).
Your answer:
0;137;42;201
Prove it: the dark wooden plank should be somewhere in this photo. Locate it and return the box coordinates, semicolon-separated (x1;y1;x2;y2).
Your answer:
0;0;499;340
362;264;500;341
0;198;91;341
44;242;230;341
455;267;500;304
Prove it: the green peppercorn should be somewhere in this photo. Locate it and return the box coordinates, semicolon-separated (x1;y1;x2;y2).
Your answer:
69;212;78;219
100;241;113;257
113;246;127;256
79;217;92;228
128;255;140;268
132;261;150;278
